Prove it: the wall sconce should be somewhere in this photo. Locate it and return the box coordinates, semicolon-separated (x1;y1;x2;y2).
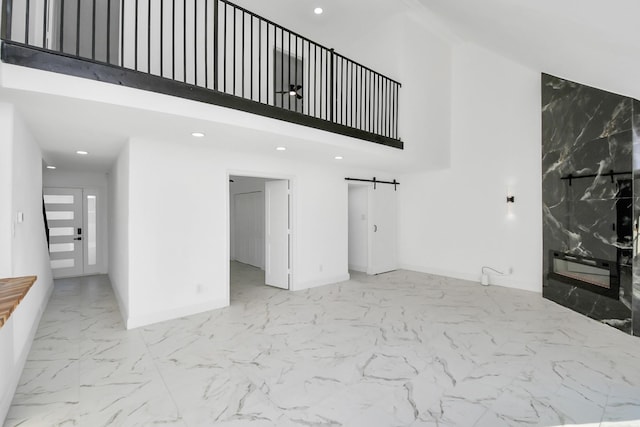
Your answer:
506;192;515;219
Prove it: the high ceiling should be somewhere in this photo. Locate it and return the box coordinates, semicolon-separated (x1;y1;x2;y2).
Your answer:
3;0;639;173
237;0;640;98
416;0;640;98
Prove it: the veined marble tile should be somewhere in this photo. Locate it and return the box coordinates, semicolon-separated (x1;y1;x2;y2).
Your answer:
5;265;640;427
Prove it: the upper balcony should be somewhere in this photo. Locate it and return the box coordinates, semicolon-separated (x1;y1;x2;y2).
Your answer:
0;0;402;148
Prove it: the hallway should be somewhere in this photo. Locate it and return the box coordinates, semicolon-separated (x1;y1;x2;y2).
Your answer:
4;265;640;426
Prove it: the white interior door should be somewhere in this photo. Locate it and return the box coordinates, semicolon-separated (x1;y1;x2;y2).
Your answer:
44;188;84;278
265;180;290;289
234;192;264;269
368;184;398;275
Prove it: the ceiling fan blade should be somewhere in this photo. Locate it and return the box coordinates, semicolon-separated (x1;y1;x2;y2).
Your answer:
296;94;303;99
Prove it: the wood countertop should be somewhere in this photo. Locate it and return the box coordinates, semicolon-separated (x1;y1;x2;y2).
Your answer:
0;276;38;328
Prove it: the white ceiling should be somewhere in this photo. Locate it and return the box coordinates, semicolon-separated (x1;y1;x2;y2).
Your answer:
416;0;640;98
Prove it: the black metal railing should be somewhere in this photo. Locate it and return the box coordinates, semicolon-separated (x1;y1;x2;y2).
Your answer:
1;0;401;144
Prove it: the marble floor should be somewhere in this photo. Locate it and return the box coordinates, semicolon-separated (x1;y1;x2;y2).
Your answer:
4;263;640;427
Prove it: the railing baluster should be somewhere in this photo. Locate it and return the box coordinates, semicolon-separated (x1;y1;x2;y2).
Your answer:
342;57;345;125
24;0;29;44
1;0;12;40
75;0;80;56
266;22;270;105
172;0;175;78
118;0;122;65
250;15;253;100
280;29;283;108
147;0;151;73
287;31;291;111
182;0;186;82
258;18;261;102
313;44;317;117
194;0;197;85
204;0;208;88
134;0;139;70
329;49;334;122
213;0;218;91
223;1;226;92
232;6;236;95
294;34;298;112
320;48;324;119
395;85;400;139
107;0;111;63
91;0;96;59
387;79;391;137
241;10;244;98
160;0;163;76
42;0;47;47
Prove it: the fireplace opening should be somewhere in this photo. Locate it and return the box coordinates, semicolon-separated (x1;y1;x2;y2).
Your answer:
548;251;620;299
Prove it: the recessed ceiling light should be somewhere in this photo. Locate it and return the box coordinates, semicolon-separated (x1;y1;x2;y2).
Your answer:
76;150;89;155
46;165;56;169
191;132;205;138
276;146;287;151
334;156;343;160
314;7;323;14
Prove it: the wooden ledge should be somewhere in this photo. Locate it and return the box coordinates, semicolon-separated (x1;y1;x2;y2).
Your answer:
0;276;37;328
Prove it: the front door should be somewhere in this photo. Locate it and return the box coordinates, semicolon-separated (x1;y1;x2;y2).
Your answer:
44;188;84;278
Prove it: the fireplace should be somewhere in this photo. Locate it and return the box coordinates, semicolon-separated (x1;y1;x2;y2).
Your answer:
548;251;620;300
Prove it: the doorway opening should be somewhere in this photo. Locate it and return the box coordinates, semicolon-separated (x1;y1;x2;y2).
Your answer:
229;175;291;303
347;182;398;275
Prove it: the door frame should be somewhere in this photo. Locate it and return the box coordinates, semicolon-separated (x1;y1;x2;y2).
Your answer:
227;171;295;299
44;185;108;278
346;180;398;276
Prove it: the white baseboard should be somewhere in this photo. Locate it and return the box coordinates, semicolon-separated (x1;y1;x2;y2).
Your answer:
108;274;130;329
399;264;541;294
126;298;229;330
348;264;367;273
294;273;351;291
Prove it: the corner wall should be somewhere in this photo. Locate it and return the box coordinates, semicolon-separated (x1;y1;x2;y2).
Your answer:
0;105;54;424
398;43;542;292
107;143;130;324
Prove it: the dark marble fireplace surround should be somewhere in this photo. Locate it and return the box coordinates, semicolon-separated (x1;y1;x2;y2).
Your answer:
542;73;640;337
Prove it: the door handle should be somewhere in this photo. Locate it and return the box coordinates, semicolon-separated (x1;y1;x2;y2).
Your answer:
74;237;82;241
373;225;378;232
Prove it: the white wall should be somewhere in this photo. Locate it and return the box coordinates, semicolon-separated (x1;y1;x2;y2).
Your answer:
0;104;12;277
229;176;268;268
43;170;109;275
107;144;130;323
0;105;54;424
348;185;368;272
117;137;358;328
398;43;542;292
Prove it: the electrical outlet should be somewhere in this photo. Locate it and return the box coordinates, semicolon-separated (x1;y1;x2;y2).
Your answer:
196;283;204;294
319;264;323;272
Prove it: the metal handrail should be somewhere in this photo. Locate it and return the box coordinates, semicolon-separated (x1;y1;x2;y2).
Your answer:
0;0;401;142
